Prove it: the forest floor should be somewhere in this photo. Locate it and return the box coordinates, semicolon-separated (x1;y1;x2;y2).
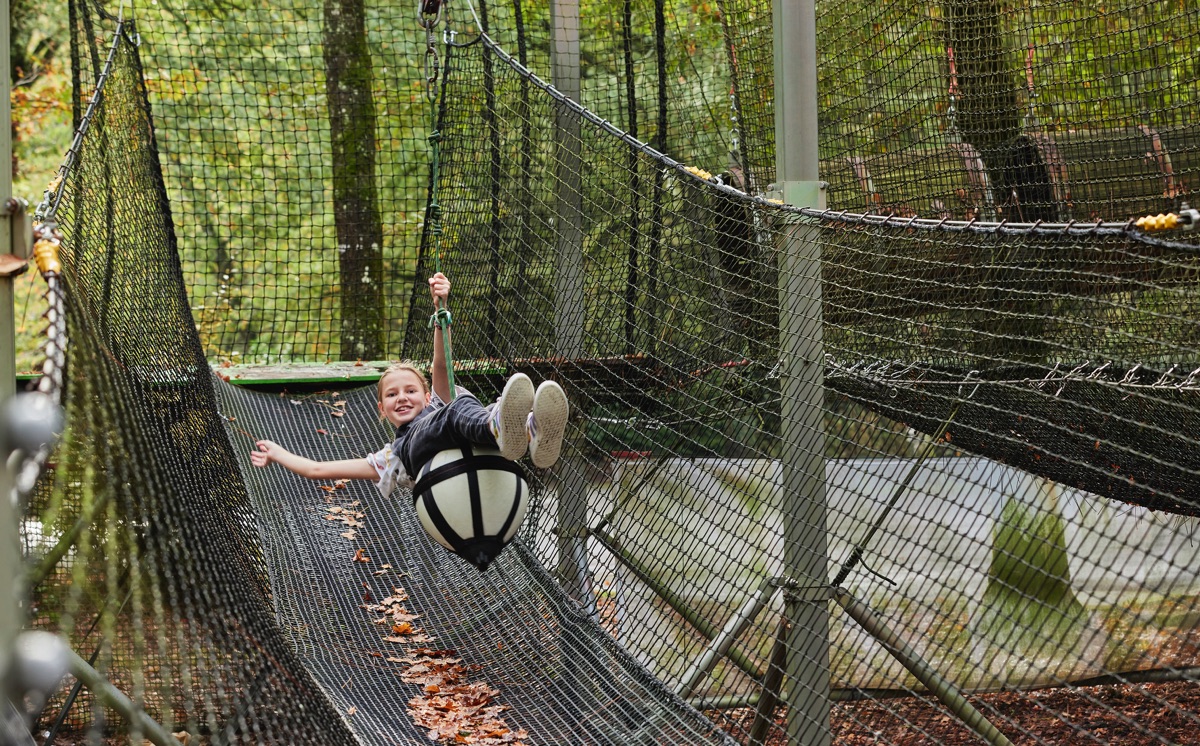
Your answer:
707;678;1200;744
36;679;1200;744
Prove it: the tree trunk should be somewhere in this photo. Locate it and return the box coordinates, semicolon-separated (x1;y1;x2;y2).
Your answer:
945;2;1052;362
324;0;384;360
944;1;1019;181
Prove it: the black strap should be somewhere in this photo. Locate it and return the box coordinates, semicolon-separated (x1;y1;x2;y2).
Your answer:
412;453;527;501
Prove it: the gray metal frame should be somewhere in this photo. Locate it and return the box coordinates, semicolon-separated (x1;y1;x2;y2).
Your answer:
774;0;833;742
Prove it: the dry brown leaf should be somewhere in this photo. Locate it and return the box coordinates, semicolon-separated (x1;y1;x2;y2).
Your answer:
143;734;191;746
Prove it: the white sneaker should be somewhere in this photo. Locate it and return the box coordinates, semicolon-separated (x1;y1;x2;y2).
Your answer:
528;380;569;469
490;373;535;461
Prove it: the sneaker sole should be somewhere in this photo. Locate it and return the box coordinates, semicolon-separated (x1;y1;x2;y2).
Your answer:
530;381;569;469
496;373;535;461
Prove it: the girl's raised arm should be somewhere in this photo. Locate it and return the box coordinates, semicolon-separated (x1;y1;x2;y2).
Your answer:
429;272;453;403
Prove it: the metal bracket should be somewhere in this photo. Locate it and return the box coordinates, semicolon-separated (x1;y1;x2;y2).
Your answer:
3;198;32;260
780;180;827;210
773;577;832;603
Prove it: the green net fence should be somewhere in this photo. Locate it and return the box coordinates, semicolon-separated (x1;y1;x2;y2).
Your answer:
12;0;1200;743
24;5;360;741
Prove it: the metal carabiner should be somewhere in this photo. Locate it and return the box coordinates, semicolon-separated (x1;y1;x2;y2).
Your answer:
418;0;443;30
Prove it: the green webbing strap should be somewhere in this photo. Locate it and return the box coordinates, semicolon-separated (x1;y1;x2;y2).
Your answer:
424;13;456;401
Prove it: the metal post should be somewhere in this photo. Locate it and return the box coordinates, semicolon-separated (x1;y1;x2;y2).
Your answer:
62;647;184;746
1;0;20;689
550;0;583;360
774;0;831;742
834;589;1015;746
675;579;775;700
549;0;591;606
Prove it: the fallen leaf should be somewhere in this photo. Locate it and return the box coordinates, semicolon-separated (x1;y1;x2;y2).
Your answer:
353;548;371;563
347;706;357;715
317;428;329;435
341;530;357;540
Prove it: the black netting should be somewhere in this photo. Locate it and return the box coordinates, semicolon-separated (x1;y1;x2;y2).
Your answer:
16;0;1200;744
218;381;733;744
25;5;359;742
398;27;1200;745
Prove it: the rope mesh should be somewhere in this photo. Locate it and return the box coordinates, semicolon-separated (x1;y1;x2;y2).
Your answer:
16;0;1200;743
26;4;358;741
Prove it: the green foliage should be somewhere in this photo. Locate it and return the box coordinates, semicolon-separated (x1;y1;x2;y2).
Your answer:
11;0;71;372
17;0;1199;366
973;489;1088;653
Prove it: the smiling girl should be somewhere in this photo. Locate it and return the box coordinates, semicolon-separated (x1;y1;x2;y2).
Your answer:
249;272;569;498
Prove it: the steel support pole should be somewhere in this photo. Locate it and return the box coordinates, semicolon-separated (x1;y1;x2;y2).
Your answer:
675;579;775;700
834;589;1015;746
550;0;583;362
774;0;831;742
1;0;20;687
549;0;591;610
63;647;184;746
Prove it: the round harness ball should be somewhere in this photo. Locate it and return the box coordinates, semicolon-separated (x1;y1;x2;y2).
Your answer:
412;446;529;571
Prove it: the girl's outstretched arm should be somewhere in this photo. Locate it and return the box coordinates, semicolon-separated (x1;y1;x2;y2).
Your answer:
251;440;378;481
429;272;453;402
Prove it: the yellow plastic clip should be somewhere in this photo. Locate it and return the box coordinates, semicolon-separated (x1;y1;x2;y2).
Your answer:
683;165;714;182
32;223;63;275
1134;212;1179;231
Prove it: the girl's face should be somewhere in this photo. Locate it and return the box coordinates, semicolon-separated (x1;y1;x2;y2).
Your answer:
377;369;431;428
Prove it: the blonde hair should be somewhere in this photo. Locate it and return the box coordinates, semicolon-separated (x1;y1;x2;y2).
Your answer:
376;362;429;402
